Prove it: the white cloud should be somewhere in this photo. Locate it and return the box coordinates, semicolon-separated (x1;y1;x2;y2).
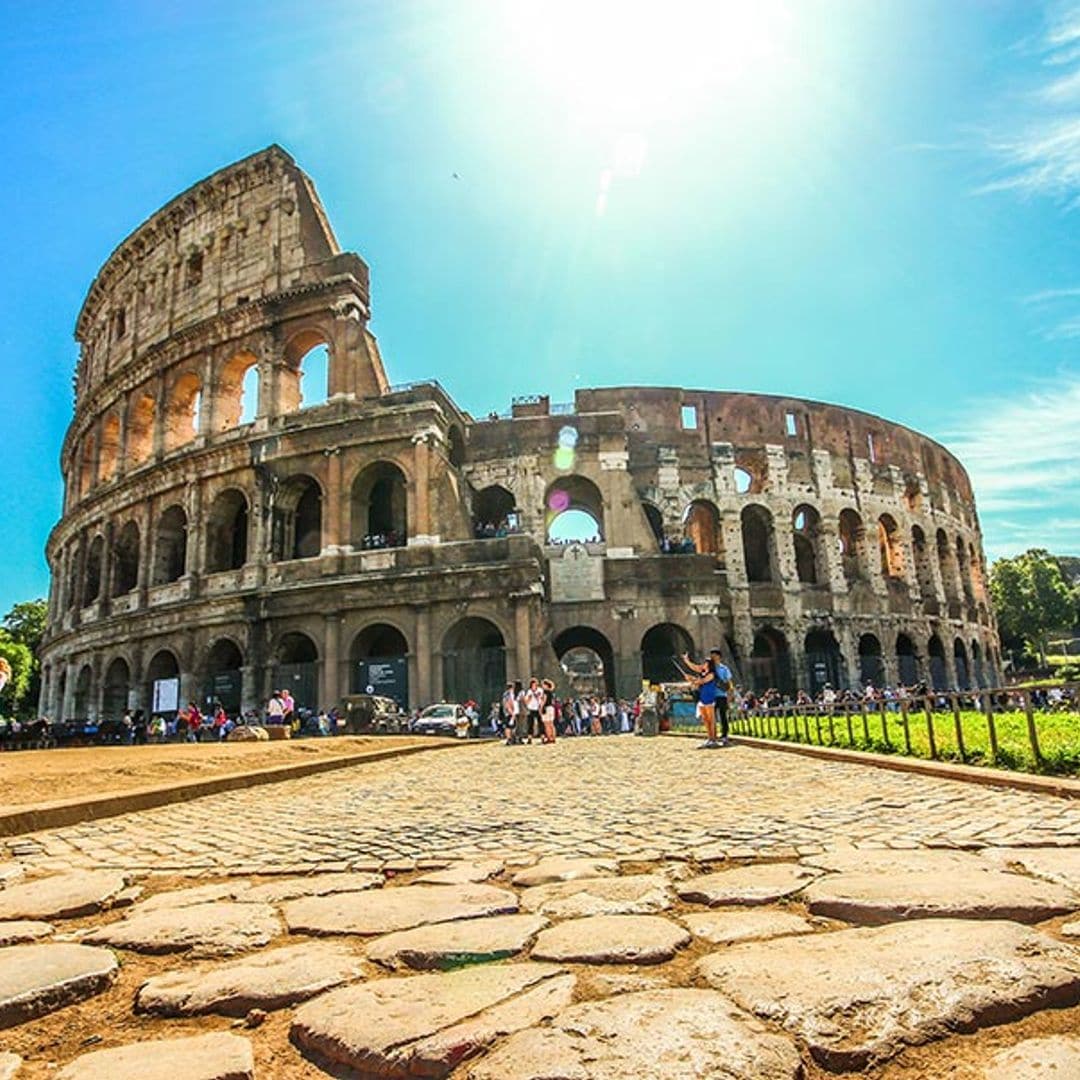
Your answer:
942;370;1080;558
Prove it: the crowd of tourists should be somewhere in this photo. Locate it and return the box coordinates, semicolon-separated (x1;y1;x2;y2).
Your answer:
358;531;403;550
494;679;644;743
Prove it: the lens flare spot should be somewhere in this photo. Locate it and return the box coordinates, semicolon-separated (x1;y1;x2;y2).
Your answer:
558;425;579;448
553;446;576;470
548;489;571;513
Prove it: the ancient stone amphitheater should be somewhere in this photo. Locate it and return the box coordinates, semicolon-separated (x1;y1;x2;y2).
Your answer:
40;146;999;721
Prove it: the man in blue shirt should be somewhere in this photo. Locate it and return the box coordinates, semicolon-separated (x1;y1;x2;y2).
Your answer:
709;648;733;747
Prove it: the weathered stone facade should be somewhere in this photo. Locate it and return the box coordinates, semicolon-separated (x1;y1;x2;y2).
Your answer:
40;146;1000;720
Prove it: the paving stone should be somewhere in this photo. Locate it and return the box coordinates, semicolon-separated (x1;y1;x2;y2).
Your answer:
532;914;690;964
0;865;24;888
366;914;546;970
0;871;126;920
981;847;1080;892
0;920;53;946
291;962;574;1077
697;919;1080;1070
0;942;118;1028
803;848;991;875
136;940;361;1016
56;1032;254;1080
416;860;504;885
465;988;802;1080
136;882;246;912
0;1053;20;1080
85;902;280;957
283;883;517;936
676;863;820;906
803;868;1079;925
241;872;382;903
981;1034;1080;1078
511;856;618;887
1062;918;1080;938
681;910;815;945
519;874;674;918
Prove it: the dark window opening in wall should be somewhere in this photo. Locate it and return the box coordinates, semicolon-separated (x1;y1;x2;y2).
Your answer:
792;504;823;585
683;500;722;556
749;627;793;693
205;638;243;715
741;504;775;583
473;485;517;539
206;489;249;572
641;623;695;685
272;632;318;712
545;475;605;544
273;475;322;561
153;505;188;585
928;634;948;691
84;535;104;605
733;466;753;494
351;623;409;702
897;633;919;685
442;617;506;716
858;634;885;687
954;638;970;690
113;308;126;341
838;508;866;585
74;665;93;719
904;478;922;512
102;657;130;720
186;251;203;287
805;628;845;695
877;514;904;580
111;521;140;596
680;405;698;430
785;411;798;437
352;462;407;549
642;503;664;549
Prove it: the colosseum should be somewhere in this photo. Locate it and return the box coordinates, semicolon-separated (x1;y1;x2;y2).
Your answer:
39;145;1001;723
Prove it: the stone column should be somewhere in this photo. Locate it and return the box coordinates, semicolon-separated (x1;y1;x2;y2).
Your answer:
513;598;532;683
61;660;78;722
99;520;115;612
115;395;130;479
153;375;167;460
414;607;432;708
240;665;258;717
322;614;342;708
324;449;343;552
409;432;434;544
137;499;153;605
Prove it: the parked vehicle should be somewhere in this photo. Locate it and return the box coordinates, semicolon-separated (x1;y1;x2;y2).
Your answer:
413;703;469;738
340;694;409;734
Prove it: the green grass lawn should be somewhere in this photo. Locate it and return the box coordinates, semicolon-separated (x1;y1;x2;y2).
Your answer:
730;708;1080;776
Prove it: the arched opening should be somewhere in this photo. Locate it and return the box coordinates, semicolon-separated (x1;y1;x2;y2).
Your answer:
84;535;104;605
73;664;93;718
838;509;866;585
352;462;407;549
733;466;753;494
272;632;319;712
273;475;322;561
897;632;919;685
351;623;410;705
858;634;885;687
877;514;904;580
299;344;329;408
642;503;664;549
792;505;823;585
953;638;970;690
911;526;936;604
127;393;156;467
99;413;120;483
741;504;774;583
928;634;947;691
473;485;517;539
102;658;130;720
972;640;985;689
640;623;695;685
442;618;506;714
146;649;180;718
214;352;260;432
936;529;958;601
748;627;792;693
111;520;140;596
684;500;723;557
448;426;465;469
545;475;605;544
152;505;188;585
805;628;845;696
164;371;202;451
205;638;243;715
206;489;249;572
553;626;616;697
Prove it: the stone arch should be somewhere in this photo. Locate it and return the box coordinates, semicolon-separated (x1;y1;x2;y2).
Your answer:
351;462;408;548
272;631;319;712
73;663;93;718
928;633;947;691
214;350;260;432
283;329;331;412
877;514;904;580
164;370;202;451
102;657;130;720
99;412;121;483
111;520;140;596
152;504;188;585
205;637;244;714
206;489;249;572
683;500;723;557
838;509;867;585
84;534;104;604
858;633;885;687
273;474;322;561
805;627;845;695
441;617;506;713
545;475;605;543
351;623;410;703
897;632;919;685
146;649;180;716
553;626;616;697
792;504;824;585
748;626;792;693
473;484;516;538
127;393;156;466
640;623;695;685
953;637;970;690
741;504;775;583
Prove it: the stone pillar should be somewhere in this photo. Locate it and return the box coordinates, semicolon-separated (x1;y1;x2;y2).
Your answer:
414;607;432;708
410;433;434;544
153;375;167;460
61;660;78;722
322;614;342;708
200;352;216;436
324;449;343;552
100;520;116;611
115;395;130;479
137;499;153;604
513;598;532;683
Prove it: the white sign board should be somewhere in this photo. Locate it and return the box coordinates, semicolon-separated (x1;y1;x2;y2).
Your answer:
152;676;180;714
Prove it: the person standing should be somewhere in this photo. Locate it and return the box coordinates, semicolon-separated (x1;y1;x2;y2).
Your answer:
709;648;734;746
524;678;542;743
682;651;719;748
540;679;557;743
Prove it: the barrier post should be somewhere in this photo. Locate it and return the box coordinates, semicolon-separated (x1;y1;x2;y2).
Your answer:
1023;689;1042;766
950;693;966;762
924;697;938;760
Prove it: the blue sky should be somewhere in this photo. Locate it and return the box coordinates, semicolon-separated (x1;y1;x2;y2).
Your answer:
1;0;1078;613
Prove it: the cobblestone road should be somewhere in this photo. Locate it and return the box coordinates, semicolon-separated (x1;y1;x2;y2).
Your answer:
8;738;1080;874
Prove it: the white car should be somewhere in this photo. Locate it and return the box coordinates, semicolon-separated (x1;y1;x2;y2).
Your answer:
413;703;469;737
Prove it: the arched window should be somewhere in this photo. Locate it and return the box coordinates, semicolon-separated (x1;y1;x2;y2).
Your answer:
351;624;410;703
164;371;202;451
153;505;188;585
205;638;244;715
792;505;823;585
473;485;516;539
683;500;723;557
206;489;249;572
214;352;260;432
73;664;93;718
111;520;140;596
897;632;919;685
928;634;947;691
838;509;866;584
545;476;605;544
352;463;407;549
282;331;331;412
640;623;695;685
858;634;884;687
741;505;774;583
733;466;753;494
442;618;506;715
554;626;616;697
84;535;104;605
954;638;970;690
102;657;130;720
877;514;904;580
127;393;156;466
146;649;180;717
971;640;985;689
272;632;319;711
749;627;792;693
99;413;120;483
273;475;322;560
805;628;845;695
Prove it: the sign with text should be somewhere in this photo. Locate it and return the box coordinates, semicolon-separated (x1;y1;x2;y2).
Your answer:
152;676;180;714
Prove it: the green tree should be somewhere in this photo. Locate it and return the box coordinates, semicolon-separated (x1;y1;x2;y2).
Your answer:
3;599;47;651
990;550;1075;665
0;629;33;716
1;598;46;718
